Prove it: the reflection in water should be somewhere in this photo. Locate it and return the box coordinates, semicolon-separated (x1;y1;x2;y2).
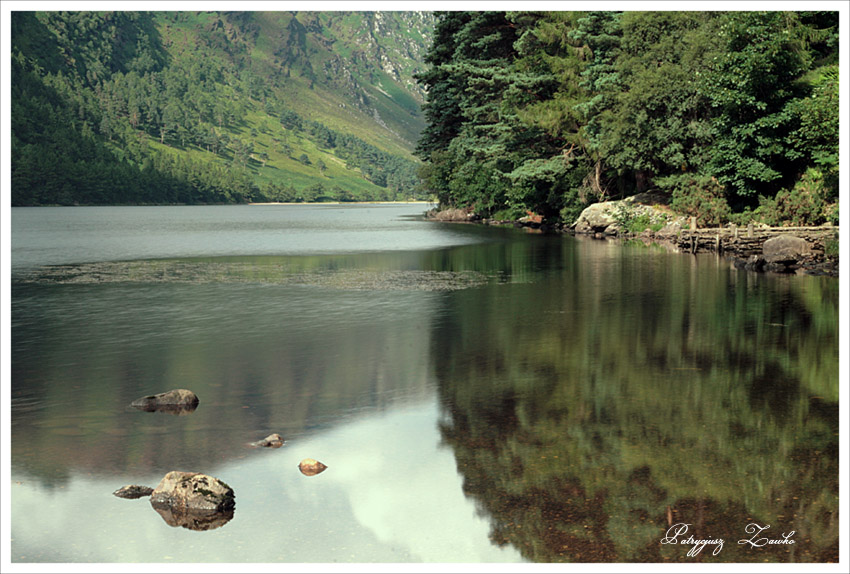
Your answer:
10;402;523;562
150;501;234;532
432;238;839;562
10;217;839;563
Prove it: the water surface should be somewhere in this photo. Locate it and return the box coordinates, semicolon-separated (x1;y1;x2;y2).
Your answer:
10;204;839;563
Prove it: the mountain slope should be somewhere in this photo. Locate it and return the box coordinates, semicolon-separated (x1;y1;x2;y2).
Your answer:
10;11;435;205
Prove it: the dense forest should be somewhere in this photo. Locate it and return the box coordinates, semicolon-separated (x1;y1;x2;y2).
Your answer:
11;11;434;205
10;10;840;222
416;11;840;227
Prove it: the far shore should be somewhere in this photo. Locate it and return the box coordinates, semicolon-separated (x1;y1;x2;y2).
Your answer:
248;200;436;206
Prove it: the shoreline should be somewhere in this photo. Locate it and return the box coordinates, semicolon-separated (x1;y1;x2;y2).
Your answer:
248;200;436;206
433;215;840;278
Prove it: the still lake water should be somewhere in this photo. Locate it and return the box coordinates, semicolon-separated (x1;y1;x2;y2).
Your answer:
9;204;840;563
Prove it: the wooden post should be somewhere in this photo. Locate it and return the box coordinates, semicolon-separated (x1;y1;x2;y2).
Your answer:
690;216;697;232
747;222;754;238
715;234;721;252
732;224;738;239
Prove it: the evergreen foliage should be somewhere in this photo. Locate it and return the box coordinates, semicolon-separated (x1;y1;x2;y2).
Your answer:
416;11;840;226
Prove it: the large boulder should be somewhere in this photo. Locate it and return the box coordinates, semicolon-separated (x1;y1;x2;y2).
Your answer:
130;389;199;414
763;235;812;265
150;471;235;513
573;202;619;234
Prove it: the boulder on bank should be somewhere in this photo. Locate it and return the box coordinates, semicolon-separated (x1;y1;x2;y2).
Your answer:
763;235;813;264
150;471;235;513
130;389;199;414
573;202;619;234
249;433;285;448
572;195;680;235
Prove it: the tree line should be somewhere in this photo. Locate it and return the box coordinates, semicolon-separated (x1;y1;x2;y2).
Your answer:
11;11;421;206
415;11;839;226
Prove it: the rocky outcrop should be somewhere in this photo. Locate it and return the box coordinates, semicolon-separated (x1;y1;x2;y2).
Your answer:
665;227;836;276
112;471;235;530
130;389;199;414
572;195;680;235
298;458;328;476
150;471;235;513
572;202;619;234
249;433;285;448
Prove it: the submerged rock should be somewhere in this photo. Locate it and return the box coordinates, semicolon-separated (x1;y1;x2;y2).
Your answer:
112;484;154;499
249;433;286;448
130;389;199;414
150;471;235;513
298;458;328;476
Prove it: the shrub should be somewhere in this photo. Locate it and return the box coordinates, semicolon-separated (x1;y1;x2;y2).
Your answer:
657;174;731;227
612;203;667;234
756;168;834;227
824;233;839;259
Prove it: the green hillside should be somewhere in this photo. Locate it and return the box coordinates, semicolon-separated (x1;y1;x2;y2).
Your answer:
10;11;435;205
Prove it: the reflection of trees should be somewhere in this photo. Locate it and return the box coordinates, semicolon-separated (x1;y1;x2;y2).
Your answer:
434;241;839;562
11;255;440;483
10;237;551;487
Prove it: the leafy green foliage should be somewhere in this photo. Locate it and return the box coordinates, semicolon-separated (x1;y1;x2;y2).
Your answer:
416;11;839;226
756;168;836;227
657;174;731;227
611;203;667;234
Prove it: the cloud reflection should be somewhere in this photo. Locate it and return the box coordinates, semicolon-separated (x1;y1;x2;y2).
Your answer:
280;401;519;562
11;400;523;564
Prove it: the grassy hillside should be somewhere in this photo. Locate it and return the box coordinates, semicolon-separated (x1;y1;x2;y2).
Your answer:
10;11;435;205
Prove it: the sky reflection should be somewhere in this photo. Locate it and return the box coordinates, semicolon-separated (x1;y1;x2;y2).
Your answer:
11;400;523;564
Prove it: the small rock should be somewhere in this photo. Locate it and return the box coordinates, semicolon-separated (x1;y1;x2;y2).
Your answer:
249;433;285;448
113;484;154;499
298;458;328;476
745;254;766;272
130;389;199;414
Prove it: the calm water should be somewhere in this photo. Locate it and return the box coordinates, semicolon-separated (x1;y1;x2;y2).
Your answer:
9;204;840;563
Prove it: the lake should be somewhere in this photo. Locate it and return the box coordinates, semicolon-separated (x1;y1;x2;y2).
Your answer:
8;204;840;564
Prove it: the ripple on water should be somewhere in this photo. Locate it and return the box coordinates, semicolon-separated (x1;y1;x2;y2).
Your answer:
15;260;497;292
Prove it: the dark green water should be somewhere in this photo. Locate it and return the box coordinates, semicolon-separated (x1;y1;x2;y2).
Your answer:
9;205;839;563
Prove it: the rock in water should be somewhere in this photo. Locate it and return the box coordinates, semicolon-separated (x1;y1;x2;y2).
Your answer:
763;235;812;264
298;458;328;476
150;471;234;512
112;484;154;499
249;433;285;448
130;389;199;414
